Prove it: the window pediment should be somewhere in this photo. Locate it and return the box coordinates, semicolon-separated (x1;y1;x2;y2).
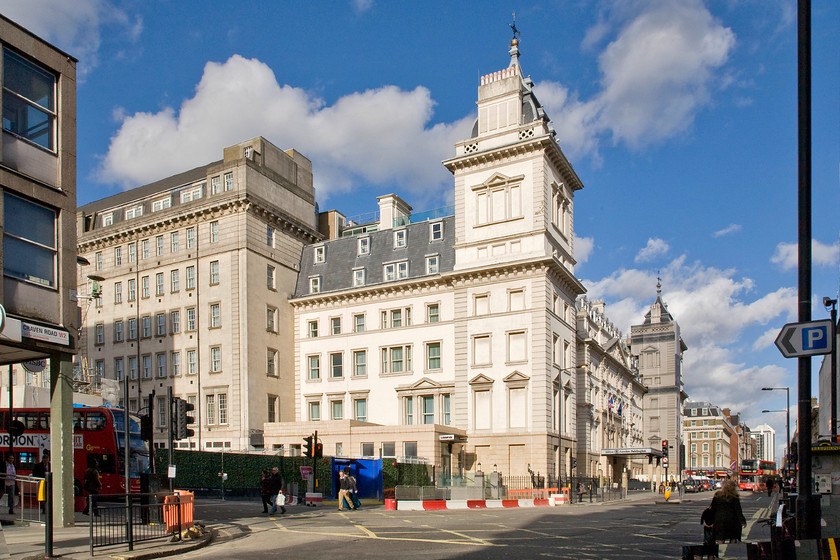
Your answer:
472;172;525;191
469;373;494;386
503;371;530;384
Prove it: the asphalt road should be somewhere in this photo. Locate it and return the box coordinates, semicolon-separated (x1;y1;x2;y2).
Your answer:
181;491;775;559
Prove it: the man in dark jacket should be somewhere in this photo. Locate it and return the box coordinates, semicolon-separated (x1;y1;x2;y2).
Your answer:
269;467;286;514
32;451;49;514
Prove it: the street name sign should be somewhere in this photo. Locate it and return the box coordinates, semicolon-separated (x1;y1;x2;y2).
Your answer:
775;319;834;358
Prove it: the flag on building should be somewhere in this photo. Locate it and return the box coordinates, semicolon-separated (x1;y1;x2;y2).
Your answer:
617;402;623;416
608;396;614;411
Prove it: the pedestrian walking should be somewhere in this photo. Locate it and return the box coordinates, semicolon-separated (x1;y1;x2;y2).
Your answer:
338;470;352;511
347;468;361;510
82;458;102;516
260;469;272;513
708;479;746;544
269;466;286;514
4;454;16;515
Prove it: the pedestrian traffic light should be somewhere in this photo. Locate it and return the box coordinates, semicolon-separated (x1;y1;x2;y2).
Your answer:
661;440;669;457
174;397;195;440
303;435;314;458
140;415;153;442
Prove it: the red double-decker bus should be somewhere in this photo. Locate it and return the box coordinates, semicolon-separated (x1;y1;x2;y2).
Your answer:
739;459;777;491
0;406;150;510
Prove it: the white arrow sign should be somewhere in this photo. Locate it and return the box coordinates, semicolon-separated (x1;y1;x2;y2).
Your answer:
775;319;834;358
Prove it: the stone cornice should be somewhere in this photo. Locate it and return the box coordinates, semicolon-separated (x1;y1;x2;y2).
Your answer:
443;134;583;191
79;194;319;252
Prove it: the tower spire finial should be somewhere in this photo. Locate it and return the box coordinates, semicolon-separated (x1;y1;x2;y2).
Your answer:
510;12;520;41
656;272;662;295
508;13;521;72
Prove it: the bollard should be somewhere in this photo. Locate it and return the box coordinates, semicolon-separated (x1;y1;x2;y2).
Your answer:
44;473;53;559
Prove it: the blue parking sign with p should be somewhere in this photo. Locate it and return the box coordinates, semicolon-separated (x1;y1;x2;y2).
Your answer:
803;325;829;351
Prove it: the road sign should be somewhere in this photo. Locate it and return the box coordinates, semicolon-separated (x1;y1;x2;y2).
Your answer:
775;319;834;358
662;457;669;468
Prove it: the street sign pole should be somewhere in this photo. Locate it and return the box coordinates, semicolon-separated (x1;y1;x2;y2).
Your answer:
795;0;818;540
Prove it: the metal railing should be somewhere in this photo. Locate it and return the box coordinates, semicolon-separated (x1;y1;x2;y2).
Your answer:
395;474;627;503
88;492;192;556
0;474;47;524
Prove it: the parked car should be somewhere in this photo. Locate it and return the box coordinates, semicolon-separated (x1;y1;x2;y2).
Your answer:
683;480;700;493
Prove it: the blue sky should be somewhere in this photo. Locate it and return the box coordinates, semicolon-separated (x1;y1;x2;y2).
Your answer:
4;0;838;462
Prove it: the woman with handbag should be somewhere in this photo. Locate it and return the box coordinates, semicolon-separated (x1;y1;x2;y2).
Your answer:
709;479;746;544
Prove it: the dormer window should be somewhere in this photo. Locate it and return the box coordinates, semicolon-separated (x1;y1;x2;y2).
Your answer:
426;255;439;275
358;237;370;255
430;221;443;241
125;205;143;219
309;276;321;294
314;246;325;264
152;198;171;212
102;213;113;227
394;229;407;249
384;261;408;282
181;185;203;203
353;268;365;287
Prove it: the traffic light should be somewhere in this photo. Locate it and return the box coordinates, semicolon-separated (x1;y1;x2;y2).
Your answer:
174;397;195;440
140;415;153;442
661;440;669;457
314;442;323;459
303;435;314;458
571;457;577;470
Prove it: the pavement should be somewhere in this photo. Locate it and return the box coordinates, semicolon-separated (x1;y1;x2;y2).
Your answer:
0;511;213;560
0;489;705;559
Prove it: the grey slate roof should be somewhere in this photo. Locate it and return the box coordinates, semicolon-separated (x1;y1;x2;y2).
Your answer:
294;215;455;298
78;162;218;217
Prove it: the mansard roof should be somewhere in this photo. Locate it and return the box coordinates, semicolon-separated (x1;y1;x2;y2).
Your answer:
293;215;455;297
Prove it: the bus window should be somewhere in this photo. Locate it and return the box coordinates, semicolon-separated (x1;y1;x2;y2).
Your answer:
86;413;106;431
37;412;49;430
23;412;39;430
73;412;83;431
88;453;116;474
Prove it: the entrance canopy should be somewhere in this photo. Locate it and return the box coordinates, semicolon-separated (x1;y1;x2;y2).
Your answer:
601;447;664;458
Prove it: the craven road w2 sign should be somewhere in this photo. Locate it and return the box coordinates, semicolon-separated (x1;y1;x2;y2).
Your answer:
775;319;834;358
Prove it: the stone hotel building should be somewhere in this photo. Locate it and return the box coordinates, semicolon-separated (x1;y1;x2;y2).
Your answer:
76;138;320;451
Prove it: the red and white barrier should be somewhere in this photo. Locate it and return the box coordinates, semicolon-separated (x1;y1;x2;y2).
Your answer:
396;499;552;511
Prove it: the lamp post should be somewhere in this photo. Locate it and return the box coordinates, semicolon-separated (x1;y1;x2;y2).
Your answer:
762;384;790;472
824;297;838;439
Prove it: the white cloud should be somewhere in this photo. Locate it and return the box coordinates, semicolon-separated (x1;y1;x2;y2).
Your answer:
574;235;595;264
713;224;742;237
0;0;142;76
98;55;473;203
585;255;796;346
352;0;373;12
585;255;797;444
537;0;735;158
753;327;780;351
635;238;670;263
771;239;840;270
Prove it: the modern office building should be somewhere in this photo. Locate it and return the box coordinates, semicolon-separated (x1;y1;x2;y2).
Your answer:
628;283;688;483
752;423;776;464
0;14;79;525
76;137;320;451
264;36;586;480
